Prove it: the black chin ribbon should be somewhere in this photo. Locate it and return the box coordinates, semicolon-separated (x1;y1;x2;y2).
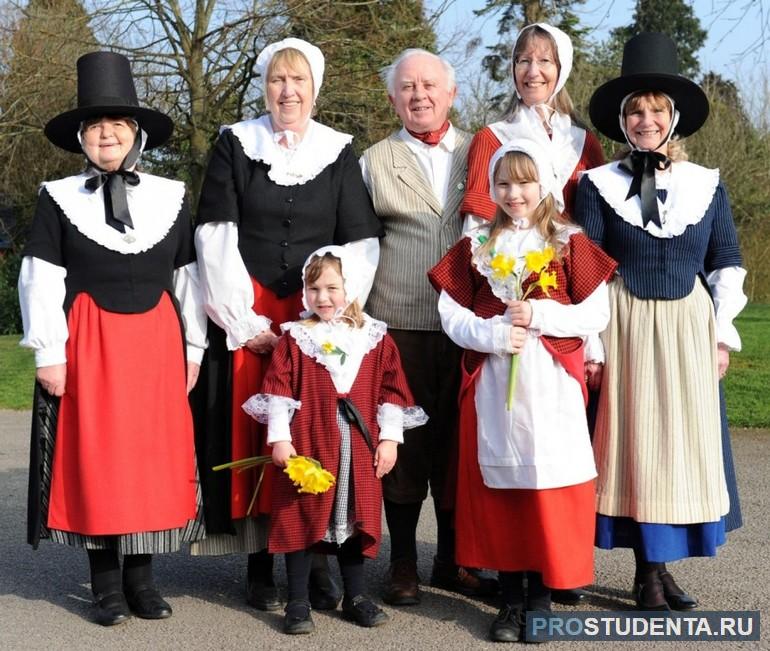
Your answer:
85;169;140;232
338;397;374;453
618;150;671;228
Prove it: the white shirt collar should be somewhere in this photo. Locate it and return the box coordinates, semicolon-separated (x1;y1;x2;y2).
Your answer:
398;123;456;153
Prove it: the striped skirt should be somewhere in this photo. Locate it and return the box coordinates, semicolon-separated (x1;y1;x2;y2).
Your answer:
594;277;729;525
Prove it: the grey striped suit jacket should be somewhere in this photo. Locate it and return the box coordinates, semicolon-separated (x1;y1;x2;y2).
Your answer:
362;129;471;331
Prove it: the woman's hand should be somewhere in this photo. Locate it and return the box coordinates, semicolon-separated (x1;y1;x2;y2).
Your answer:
36;364;66;396
717;343;730;380
374;440;398;479
245;330;279;354
584;362;603;391
186;362;200;394
510;326;527;354
505;299;533;327
272;441;296;468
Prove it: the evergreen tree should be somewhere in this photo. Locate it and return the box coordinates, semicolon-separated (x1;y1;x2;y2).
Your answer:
283;0;438;152
610;0;706;77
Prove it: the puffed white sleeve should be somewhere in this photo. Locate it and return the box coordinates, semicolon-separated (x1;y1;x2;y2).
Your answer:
707;266;747;351
172;261;208;364
438;289;513;357
242;394;302;444
528;282;611;337
462;213;488;235
194;222;272;351
342;237;380;306
358;154;373;195
583;333;606;364
18;256;69;367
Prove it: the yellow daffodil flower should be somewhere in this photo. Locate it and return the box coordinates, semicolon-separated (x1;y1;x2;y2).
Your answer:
535;270;558;296
490;253;516;280
284;456;336;495
524;246;555;274
321;342;335;354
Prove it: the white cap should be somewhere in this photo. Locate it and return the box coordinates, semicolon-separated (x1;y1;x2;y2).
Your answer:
488;139;565;211
300;243;377;317
512;23;573;103
256;37;325;101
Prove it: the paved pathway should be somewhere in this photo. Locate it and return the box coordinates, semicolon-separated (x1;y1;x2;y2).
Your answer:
0;410;766;649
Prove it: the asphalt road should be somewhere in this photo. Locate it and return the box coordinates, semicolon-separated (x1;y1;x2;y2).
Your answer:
0;410;767;650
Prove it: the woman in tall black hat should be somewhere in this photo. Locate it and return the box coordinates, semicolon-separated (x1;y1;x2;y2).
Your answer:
19;51;207;625
574;32;747;610
190;37;382;619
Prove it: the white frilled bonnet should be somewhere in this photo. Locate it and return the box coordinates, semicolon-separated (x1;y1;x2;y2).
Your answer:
512;23;573;103
488;139;565;211
300;243;378;317
256;37;325;101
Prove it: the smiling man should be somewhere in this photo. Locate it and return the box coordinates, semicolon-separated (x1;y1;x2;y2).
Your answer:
360;49;497;606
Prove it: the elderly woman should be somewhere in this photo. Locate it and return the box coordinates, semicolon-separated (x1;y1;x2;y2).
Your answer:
20;52;206;626
192;37;382;611
461;22;605;606
575;32;747;610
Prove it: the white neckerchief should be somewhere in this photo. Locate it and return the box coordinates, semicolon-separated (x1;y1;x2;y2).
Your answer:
489;106;585;194
586;161;720;239
42;172;185;254
468;222;576;302
225;115;352;186
282;314;387;394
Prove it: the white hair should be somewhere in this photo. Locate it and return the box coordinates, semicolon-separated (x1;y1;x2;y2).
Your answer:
381;48;456;96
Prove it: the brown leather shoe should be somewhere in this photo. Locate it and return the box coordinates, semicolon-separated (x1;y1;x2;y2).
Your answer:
430;556;499;597
382;558;420;606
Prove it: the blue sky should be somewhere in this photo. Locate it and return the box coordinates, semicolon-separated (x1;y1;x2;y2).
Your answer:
428;0;769;116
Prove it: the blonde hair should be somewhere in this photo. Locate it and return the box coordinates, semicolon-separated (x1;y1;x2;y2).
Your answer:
619;91;689;161
505;26;583;126
302;253;364;328
475;151;563;264
266;48;315;100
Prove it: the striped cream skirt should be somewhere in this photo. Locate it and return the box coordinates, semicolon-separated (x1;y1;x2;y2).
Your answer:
593;277;729;524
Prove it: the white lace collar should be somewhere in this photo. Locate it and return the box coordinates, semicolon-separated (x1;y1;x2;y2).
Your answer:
585;161;720;239
488;108;586;192
42;172;185;255
225;115;353;186
468;223;575;302
282;315;387;394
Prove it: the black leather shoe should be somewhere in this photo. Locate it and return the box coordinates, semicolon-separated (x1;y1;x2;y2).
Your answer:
309;565;341;610
283;599;314;635
659;570;698;610
341;595;389;627
489;605;524;643
125;587;172;619
94;592;131;626
246;577;281;611
382;558;421;606
632;575;670;611
551;588;586;605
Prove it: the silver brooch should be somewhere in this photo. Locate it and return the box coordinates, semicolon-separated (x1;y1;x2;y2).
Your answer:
123;233;136;244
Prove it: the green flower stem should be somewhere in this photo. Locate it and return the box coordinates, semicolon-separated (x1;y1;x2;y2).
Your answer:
506;352;520;411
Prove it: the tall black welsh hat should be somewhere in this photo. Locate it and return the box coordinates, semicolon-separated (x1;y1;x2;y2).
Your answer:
589;32;709;143
44;51;173;153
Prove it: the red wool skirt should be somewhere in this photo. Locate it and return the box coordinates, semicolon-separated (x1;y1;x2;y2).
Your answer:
47;292;197;535
454;367;595;589
229;278;303;520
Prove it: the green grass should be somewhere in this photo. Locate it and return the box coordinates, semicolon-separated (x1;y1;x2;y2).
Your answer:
0;334;34;410
1;305;768;427
723;303;770;428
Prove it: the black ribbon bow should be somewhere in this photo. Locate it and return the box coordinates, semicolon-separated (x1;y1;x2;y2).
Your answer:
618;150;671;228
85;169;140;232
338;397;374;453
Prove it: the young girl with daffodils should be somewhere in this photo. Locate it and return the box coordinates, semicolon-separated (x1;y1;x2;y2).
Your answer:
429;141;616;643
243;244;426;635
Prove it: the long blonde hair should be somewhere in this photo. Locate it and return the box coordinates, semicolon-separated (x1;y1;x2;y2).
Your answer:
301;253;364;328
505;26;584;127
474;151;563;263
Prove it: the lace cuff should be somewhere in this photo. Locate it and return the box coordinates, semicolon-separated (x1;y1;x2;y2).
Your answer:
242;394;301;443
377;403;429;443
492;322;514;357
228;313;272;350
